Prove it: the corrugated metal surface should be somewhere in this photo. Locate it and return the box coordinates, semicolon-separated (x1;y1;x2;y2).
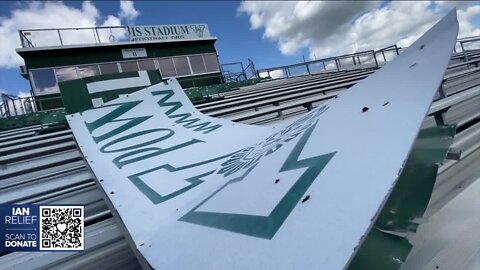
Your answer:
0;52;479;269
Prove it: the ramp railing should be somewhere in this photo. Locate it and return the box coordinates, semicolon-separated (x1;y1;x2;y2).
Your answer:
221;61;258;83
457;36;480;61
256;49;384;80
374;45;400;65
1;93;36;118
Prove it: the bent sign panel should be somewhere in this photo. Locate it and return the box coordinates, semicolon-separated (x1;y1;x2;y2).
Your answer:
67;10;458;269
59;70;163;114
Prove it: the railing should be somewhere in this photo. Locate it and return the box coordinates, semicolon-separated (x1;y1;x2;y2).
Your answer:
243;59;258;80
221;61;255;83
222;59;258;83
455;35;480;52
457;36;480;61
256;50;378;80
1;93;36;118
19;26;130;48
374;45;400;64
222;70;245;83
219;61;480;129
256;45;404;80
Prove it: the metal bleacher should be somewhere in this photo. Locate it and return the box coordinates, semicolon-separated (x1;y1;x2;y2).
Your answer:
0;45;480;269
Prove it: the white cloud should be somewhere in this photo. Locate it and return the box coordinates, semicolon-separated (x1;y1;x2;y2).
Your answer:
119;0;140;22
239;1;480;60
436;1;478;10
17;90;32;98
259;69;284;79
457;5;480;38
239;1;378;56
0;1;140;68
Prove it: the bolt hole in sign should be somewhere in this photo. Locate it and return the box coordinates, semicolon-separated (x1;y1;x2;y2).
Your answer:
67;10;458;270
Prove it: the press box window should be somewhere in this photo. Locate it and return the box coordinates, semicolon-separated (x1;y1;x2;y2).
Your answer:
99;63;119;75
30;69;58;95
78;65;100;78
120;61;139;73
203;54;220;72
173;57;191;76
55;67;78;82
138;59;156;71
158;58;176;77
189;55;206;74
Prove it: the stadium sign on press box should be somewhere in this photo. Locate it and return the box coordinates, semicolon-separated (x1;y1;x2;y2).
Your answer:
128;24;211;42
68;10;458;269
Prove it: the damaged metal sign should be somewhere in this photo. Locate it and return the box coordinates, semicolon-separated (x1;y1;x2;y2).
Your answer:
67;10;458;270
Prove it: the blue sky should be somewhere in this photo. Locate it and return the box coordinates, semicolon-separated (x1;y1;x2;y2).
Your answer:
0;1;479;96
0;1;308;96
65;1;307;65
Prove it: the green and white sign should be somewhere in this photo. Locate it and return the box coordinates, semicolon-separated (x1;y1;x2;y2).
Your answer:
128;24;211;42
67;10;458;270
59;70;163;114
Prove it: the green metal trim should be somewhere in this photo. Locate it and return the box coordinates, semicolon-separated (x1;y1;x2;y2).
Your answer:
347;124;456;270
348;228;412;269
0;108;67;131
184;78;261;103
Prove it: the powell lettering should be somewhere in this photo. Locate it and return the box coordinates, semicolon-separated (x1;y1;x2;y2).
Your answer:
84;100;152;143
151;90;221;134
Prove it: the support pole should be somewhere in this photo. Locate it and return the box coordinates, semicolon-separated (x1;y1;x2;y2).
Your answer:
461;42;468;61
58;29;63;46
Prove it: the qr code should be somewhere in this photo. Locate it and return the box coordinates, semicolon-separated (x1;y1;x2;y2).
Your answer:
39;206;84;251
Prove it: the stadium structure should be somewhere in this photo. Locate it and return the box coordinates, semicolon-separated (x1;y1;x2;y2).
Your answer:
0;9;479;270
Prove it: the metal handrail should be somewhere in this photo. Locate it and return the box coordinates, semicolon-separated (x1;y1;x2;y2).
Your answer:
19;32;35;48
256;48;382;79
459;36;480;61
221;62;249;83
375;45;399;53
458;36;480;42
373;45;400;64
233;59;257;81
258;49;377;73
1;93;36;118
19;26;127;32
18;26;129;48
